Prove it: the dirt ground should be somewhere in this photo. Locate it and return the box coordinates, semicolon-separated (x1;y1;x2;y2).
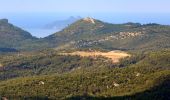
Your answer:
61;51;130;63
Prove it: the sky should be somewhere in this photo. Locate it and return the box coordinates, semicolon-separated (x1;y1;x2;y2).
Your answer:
0;0;170;13
0;0;170;37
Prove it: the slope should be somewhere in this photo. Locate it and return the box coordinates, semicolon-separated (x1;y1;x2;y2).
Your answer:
44;18;170;51
0;49;169;100
0;19;36;48
44;17;130;48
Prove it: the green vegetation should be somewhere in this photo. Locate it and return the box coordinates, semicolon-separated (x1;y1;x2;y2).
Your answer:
45;18;170;51
0;18;170;52
0;19;50;51
0;19;36;48
0;49;112;80
0;49;169;100
0;18;170;100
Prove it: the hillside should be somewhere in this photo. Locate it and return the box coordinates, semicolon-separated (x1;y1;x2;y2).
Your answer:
44;18;170;51
0;19;56;51
0;1;169;100
0;19;36;48
44;17;130;48
0;49;113;80
0;18;169;99
0;49;169;100
0;18;170;52
61;51;130;63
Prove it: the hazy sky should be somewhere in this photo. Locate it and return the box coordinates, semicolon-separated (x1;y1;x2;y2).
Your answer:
0;0;170;38
0;0;170;13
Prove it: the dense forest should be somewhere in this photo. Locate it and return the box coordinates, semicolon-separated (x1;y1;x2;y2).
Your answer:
0;49;169;100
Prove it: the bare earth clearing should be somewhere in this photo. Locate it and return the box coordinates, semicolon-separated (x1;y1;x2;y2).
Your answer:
0;64;3;67
61;51;130;63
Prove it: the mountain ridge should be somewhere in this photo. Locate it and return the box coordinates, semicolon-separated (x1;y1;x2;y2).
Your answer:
43;16;81;30
0;19;37;49
0;18;169;100
44;17;170;51
0;18;170;51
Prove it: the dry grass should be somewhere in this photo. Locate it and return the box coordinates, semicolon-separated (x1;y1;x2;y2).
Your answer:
61;51;130;63
0;63;3;67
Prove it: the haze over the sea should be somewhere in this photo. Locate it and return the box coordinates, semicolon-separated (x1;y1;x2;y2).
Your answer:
0;0;169;37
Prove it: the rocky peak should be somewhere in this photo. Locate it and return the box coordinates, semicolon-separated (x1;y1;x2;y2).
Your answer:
83;17;95;24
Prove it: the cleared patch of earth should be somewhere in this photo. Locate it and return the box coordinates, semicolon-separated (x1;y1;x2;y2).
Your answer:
0;63;3;67
61;51;130;63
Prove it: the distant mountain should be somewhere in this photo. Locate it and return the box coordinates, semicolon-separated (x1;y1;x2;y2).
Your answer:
44;17;170;51
43;16;81;30
0;18;170;51
50;17;127;36
44;17;129;47
0;19;38;50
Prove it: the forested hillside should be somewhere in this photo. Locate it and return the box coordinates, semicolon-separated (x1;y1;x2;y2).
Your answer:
0;18;170;52
0;18;170;100
0;49;169;100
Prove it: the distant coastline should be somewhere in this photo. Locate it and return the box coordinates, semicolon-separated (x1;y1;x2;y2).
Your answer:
24;28;59;38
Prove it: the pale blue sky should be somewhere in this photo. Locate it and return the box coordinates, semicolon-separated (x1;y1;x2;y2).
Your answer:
0;0;170;13
0;0;170;37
